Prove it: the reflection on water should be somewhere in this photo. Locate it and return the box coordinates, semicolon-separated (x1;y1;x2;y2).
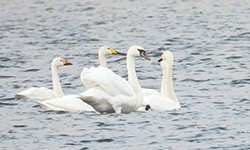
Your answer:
1;0;250;149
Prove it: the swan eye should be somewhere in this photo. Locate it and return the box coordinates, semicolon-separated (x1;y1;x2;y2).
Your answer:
137;49;146;54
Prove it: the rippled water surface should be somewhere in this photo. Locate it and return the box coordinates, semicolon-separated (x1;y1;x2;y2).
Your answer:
1;0;250;149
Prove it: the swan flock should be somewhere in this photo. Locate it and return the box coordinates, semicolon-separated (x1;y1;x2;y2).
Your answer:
15;45;180;113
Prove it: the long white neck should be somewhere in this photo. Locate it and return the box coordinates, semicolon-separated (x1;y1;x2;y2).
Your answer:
161;60;179;105
99;53;107;67
126;54;143;106
51;65;64;96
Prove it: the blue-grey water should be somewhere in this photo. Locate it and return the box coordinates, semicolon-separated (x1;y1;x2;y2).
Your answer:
1;0;250;149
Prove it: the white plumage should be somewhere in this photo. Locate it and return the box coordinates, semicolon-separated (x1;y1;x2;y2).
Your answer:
79;45;150;114
35;95;95;111
15;57;72;100
138;51;180;111
35;46;124;112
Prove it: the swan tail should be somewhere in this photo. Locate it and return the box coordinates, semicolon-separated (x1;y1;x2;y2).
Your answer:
15;94;28;100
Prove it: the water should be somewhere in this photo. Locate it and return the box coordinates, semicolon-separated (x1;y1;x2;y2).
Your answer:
1;0;250;149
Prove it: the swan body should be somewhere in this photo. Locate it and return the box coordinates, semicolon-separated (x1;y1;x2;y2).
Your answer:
35;95;96;111
15;57;72;100
15;87;60;100
138;51;180;111
36;46;124;112
79;45;150;114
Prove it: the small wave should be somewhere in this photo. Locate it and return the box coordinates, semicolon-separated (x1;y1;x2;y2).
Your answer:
13;125;27;128
0;102;18;106
81;7;95;11
0;75;14;78
80;138;114;143
181;78;210;82
226;56;243;60
23;69;40;72
231;79;250;85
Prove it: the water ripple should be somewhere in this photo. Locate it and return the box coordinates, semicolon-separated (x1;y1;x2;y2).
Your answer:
1;0;250;149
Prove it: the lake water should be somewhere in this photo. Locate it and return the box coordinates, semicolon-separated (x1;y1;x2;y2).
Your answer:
1;0;250;149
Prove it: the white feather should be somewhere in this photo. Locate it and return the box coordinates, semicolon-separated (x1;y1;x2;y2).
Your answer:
79;45;150;114
138;51;180;111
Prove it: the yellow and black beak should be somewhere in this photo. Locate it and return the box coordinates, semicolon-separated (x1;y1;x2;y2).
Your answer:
61;60;73;65
158;53;164;62
108;48;126;56
158;58;163;62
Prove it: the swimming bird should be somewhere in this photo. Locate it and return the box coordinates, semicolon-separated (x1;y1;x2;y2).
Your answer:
15;57;72;100
79;45;150;114
35;46;125;111
138;51;180;111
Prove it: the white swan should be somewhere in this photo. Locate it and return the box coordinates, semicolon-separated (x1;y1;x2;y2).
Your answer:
138;51;180;111
79;45;150;114
35;46;124;112
15;57;72;100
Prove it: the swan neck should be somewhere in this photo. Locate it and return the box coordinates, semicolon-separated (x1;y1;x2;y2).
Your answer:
99;54;107;67
161;61;179;104
51;65;64;96
126;54;143;105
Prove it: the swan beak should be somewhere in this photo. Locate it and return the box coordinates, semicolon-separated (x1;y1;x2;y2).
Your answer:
61;60;73;65
109;48;118;54
65;62;73;65
140;50;150;60
116;51;127;56
158;53;164;62
158;58;163;62
108;47;126;56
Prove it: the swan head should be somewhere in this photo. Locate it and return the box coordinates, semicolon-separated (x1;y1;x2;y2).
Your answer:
158;51;173;66
52;57;73;68
127;45;150;60
99;46;126;56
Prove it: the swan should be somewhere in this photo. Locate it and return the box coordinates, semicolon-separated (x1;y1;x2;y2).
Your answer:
35;46;125;112
15;57;72;100
79;45;150;114
138;51;180;111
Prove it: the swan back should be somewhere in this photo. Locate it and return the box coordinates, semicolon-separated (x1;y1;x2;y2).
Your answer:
81;66;135;97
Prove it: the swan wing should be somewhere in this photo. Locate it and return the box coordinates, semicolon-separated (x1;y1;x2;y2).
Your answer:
15;87;59;100
79;87;115;113
81;66;135;97
36;95;96;112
